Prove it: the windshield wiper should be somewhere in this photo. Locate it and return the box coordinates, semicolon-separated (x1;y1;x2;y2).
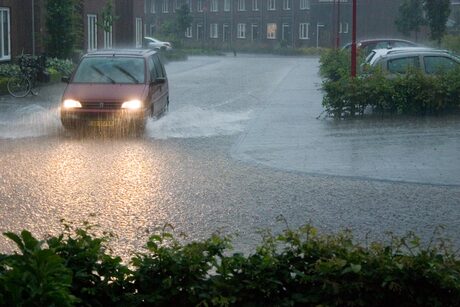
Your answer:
91;65;116;84
113;65;140;84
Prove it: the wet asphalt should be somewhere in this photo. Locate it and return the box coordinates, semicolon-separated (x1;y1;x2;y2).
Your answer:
0;54;459;258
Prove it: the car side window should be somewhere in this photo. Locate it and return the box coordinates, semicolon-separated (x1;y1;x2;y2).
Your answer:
424;56;458;74
387;56;420;74
148;56;158;81
152;55;165;79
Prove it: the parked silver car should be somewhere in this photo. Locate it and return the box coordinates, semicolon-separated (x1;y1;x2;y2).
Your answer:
143;37;172;51
369;49;460;75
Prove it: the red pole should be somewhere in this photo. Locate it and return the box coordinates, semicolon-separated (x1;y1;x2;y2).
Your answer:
351;0;357;77
336;0;341;49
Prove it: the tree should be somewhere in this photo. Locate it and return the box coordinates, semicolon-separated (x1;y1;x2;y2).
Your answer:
395;0;425;41
97;0;118;33
159;4;192;44
424;0;452;45
45;0;75;58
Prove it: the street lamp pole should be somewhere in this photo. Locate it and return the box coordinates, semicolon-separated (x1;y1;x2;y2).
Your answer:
351;0;357;77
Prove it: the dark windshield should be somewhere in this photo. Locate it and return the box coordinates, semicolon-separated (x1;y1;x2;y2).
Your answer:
73;57;145;84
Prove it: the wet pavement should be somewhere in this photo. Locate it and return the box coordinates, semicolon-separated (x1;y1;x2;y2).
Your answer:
0;55;459;258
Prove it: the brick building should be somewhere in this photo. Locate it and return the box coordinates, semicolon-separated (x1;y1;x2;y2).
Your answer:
0;0;145;61
145;0;411;49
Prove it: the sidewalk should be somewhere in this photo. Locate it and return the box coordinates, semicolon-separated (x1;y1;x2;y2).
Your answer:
231;59;460;186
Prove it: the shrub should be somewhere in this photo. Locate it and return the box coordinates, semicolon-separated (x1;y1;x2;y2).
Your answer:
321;64;460;118
1;223;460;306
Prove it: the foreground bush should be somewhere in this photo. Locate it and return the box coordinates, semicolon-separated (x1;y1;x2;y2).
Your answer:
1;223;459;306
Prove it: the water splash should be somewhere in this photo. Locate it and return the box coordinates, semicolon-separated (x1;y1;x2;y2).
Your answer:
146;106;251;139
0;105;62;139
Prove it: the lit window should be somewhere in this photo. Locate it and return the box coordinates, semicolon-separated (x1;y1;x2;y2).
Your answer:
267;23;277;39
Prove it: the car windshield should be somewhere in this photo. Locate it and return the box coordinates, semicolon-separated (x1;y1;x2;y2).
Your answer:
72;57;145;84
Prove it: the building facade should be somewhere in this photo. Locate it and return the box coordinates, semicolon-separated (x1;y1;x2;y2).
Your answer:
0;0;146;61
145;0;411;49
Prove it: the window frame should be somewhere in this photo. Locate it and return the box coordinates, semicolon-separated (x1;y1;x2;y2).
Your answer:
299;23;309;39
0;7;11;61
87;14;98;52
237;23;246;39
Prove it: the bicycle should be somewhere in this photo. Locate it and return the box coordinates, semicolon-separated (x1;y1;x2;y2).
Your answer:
7;54;48;98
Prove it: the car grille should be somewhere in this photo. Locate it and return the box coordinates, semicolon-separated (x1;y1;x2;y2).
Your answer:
82;101;121;110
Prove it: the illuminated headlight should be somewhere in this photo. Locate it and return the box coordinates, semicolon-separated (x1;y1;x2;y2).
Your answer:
62;99;82;108
121;99;142;110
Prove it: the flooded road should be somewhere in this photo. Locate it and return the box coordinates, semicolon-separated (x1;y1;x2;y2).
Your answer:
1;55;459;258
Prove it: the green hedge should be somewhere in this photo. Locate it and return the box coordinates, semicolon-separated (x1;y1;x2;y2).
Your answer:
1;223;459;306
319;49;460;117
322;68;460;117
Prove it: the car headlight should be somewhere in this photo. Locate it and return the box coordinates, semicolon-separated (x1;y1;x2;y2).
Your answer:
121;99;142;110
62;99;82;108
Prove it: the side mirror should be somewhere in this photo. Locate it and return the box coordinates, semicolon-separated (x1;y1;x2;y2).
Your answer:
152;77;166;85
61;76;70;83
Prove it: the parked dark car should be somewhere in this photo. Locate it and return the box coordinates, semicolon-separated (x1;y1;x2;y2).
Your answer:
60;49;169;132
342;39;418;55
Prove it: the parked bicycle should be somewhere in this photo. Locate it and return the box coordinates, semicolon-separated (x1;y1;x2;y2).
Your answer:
7;54;49;98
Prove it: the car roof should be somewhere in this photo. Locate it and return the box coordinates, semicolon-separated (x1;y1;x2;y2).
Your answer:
366;47;439;64
83;49;157;58
372;49;460;65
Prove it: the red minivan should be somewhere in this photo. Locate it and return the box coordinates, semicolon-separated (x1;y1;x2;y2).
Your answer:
60;49;169;133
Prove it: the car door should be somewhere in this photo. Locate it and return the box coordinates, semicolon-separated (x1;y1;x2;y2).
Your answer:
152;54;168;112
147;55;163;116
423;55;459;75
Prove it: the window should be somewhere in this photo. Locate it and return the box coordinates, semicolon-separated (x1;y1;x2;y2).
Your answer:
187;0;192;11
186;26;192;38
197;0;203;12
283;0;290;10
104;25;113;48
268;0;276;10
339;22;349;34
424;56;459;74
238;0;246;11
135;18;143;48
175;0;180;11
150;24;156;36
237;23;246;38
224;0;231;11
211;0;218;12
267;23;276;39
299;23;309;39
197;24;203;39
387;56;420;74
252;0;259;11
300;0;310;9
282;23;290;40
87;14;97;51
251;24;259;40
223;24;230;41
162;0;169;12
151;0;156;13
210;23;218;38
0;7;10;61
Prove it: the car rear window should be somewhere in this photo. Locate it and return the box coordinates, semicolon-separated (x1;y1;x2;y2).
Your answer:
424;56;459;74
73;57;145;84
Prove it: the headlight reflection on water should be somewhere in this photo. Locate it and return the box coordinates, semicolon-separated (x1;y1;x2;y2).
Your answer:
37;139;171;258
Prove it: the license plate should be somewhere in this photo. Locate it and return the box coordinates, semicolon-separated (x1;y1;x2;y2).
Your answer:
89;120;114;127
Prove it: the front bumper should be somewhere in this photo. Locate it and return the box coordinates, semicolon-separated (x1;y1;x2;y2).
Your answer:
60;108;147;130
